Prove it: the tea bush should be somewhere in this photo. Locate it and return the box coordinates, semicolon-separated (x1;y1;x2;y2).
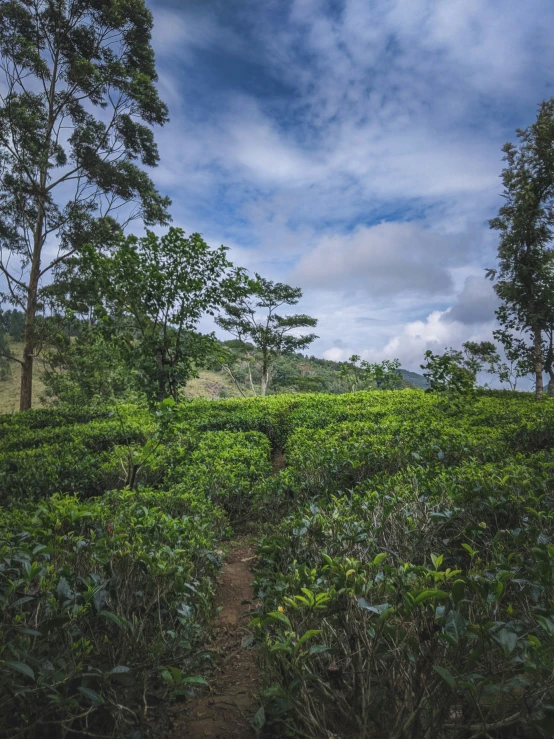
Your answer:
0;486;226;738
0;402;270;737
1;389;554;738
250;393;554;738
0;405;154;503
167;430;272;520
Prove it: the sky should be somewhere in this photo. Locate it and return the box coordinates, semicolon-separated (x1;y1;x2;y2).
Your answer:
146;0;554;372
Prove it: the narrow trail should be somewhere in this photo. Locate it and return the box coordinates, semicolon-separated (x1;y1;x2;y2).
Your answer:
168;538;261;738
168;449;286;738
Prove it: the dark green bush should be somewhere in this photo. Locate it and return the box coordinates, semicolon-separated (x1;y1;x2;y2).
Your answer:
0;487;225;739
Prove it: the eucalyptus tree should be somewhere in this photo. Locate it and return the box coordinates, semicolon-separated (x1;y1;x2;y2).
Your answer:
0;0;171;409
488;99;554;399
216;274;318;396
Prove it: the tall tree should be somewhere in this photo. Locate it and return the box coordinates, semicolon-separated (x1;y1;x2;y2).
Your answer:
0;0;171;410
488;99;554;400
216;274;318;396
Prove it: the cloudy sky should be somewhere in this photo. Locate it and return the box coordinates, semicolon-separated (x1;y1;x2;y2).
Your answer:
147;0;554;371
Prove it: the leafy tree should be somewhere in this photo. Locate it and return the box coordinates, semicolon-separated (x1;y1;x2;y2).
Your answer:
42;324;135;406
421;348;476;394
0;0;171;410
215;274;318;396
339;355;403;391
0;308;25;342
488;99;554;400
463;339;526;391
422;342;527;394
86;228;240;402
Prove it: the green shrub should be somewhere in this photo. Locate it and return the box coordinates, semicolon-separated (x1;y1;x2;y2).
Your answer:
2;388;554;738
0;487;225;738
250;392;554;738
169;430;272;521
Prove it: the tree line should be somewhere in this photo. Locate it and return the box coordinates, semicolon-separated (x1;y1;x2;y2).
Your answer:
0;0;319;408
1;0;554;409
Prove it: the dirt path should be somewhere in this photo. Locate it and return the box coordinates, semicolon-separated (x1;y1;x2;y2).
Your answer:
168;538;261;738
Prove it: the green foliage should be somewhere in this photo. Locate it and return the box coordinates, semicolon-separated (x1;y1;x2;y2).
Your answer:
216;274;318;395
44;229;241;405
42;327;138;406
422;340;520;394
169;430;272;521
488;98;554;399
0;405;153;502
0;0;171;409
0;487;223;738
421;347;478;393
0;308;24;342
339;355;404;391
246;390;554;737
1;389;554;737
87;229;241;403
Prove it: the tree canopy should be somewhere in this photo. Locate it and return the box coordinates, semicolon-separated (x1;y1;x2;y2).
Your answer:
0;0;171;409
216;274;318;396
47;228;240;403
488;99;554;399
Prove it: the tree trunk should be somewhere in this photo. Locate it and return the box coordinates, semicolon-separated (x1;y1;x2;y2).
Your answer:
19;319;35;411
19;231;43;411
260;350;270;396
547;373;554;397
19;51;58;411
533;324;544;400
247;362;257;395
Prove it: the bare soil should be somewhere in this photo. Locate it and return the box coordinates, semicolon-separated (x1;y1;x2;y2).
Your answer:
271;449;286;474
167;538;262;738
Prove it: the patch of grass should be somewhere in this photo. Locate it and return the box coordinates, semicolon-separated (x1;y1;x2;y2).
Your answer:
182;369;245;399
0;343;48;414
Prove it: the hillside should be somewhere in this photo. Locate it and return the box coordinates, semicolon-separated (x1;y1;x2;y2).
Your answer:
0;343;428;409
0;343;48;413
399;367;429;388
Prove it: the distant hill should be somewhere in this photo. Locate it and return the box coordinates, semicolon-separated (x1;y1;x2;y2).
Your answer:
0;336;429;411
399;368;429;389
206;347;429;396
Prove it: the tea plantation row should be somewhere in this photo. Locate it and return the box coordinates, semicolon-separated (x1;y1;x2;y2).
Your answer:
1;390;553;738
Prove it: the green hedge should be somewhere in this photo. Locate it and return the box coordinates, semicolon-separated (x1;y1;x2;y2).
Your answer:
250;392;554;738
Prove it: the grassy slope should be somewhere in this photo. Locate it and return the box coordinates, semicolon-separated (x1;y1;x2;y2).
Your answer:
182;369;245;399
399;368;428;389
0;343;48;414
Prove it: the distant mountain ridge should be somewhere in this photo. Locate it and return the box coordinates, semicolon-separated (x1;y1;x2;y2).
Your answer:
399;368;429;389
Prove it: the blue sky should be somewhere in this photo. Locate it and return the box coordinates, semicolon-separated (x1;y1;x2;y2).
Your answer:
147;0;554;371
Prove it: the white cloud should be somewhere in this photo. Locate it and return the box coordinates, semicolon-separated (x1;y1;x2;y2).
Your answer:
291;221;482;297
358;309;497;371
323;347;344;362
143;0;554;375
